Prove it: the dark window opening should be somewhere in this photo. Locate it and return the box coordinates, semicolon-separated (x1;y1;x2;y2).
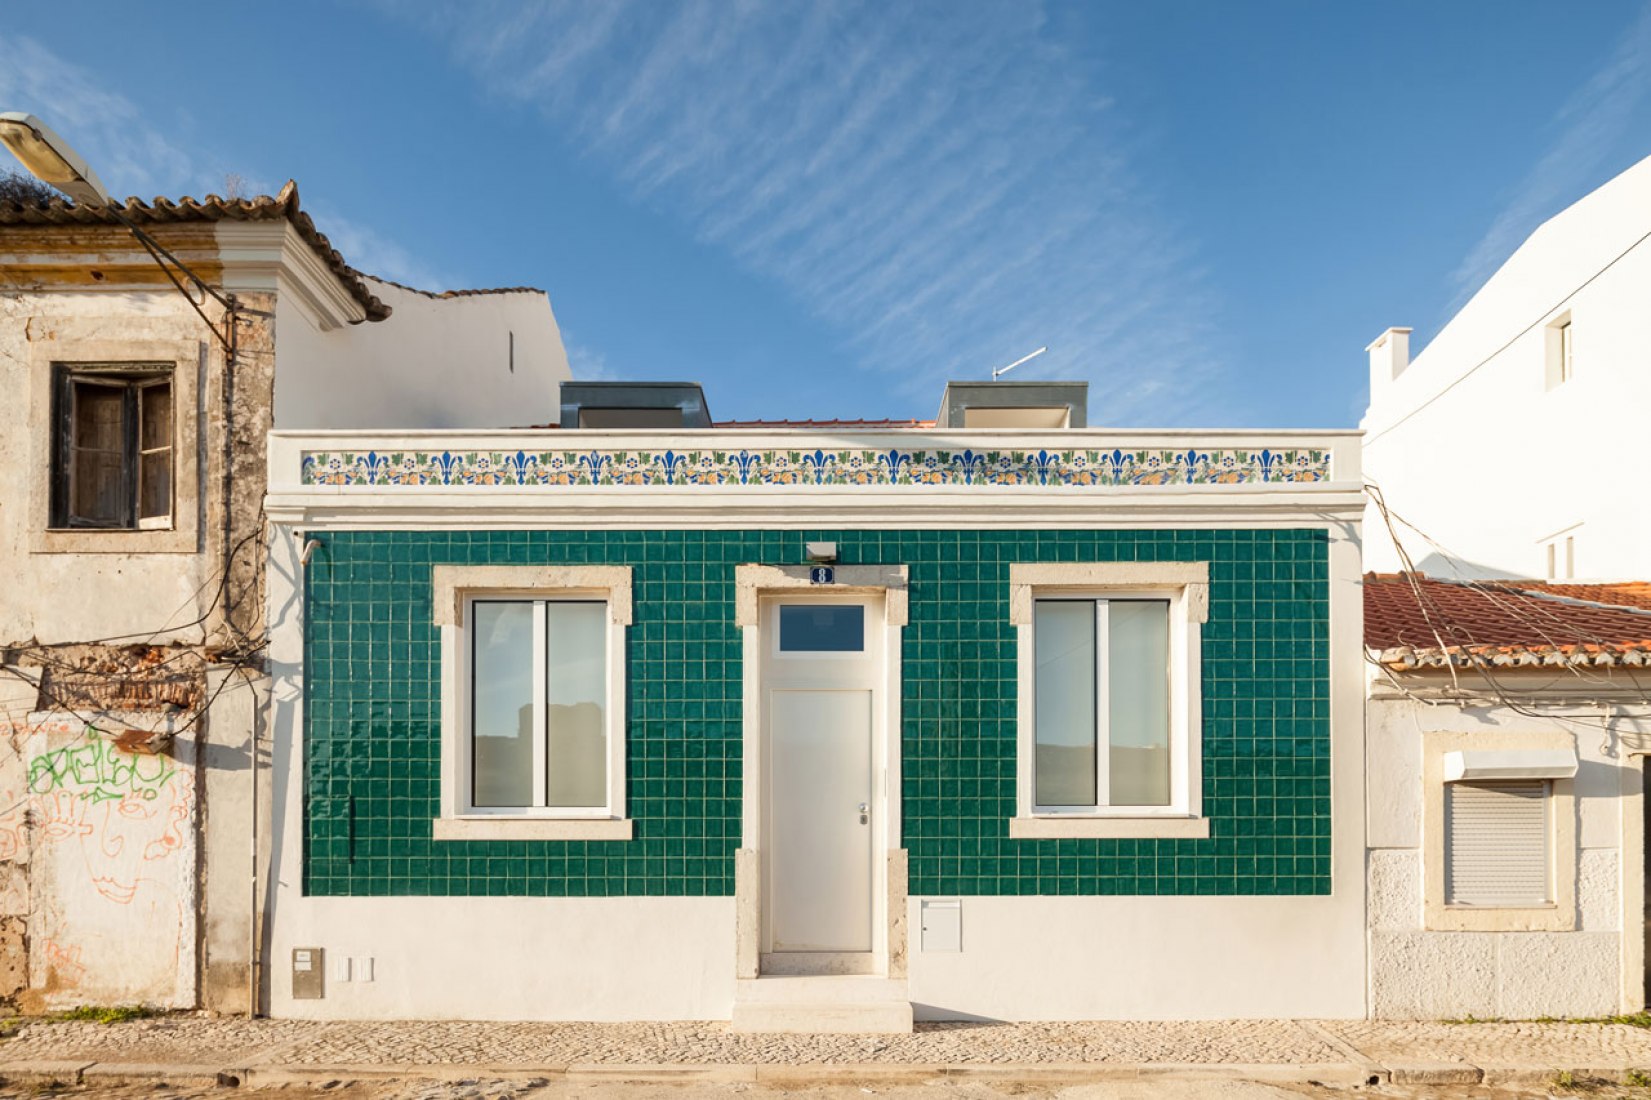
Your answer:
50;364;174;530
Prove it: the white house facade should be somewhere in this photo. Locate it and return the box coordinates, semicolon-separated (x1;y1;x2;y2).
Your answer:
259;381;1368;1028
1361;153;1651;581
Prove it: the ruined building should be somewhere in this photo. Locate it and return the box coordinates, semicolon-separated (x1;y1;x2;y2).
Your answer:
0;183;569;1013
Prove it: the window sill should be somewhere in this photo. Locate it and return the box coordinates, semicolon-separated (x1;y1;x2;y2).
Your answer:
1009;815;1210;839
432;817;633;842
34;526;193;555
1424;901;1571;933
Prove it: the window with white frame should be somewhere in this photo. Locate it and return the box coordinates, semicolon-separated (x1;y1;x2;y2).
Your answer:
433;566;631;839
1009;563;1206;835
1034;597;1173;810
469;598;611;813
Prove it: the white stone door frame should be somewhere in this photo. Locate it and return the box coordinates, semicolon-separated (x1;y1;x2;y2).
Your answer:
733;564;907;980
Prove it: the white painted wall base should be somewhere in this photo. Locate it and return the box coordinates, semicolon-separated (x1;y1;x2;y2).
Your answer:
267;896;735;1021
905;894;1366;1021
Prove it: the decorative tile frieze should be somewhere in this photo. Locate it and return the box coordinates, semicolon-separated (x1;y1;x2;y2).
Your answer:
300;446;1331;488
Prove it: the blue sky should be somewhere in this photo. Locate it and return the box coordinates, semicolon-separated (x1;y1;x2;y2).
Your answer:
4;2;1650;427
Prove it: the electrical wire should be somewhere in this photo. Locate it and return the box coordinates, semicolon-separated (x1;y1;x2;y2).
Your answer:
1363;486;1649;741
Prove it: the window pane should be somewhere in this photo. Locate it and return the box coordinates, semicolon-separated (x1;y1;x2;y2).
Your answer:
138;382;172;521
1034;601;1096;807
139;382;171;450
139;448;171;520
779;604;864;652
471;602;535;808
70;382;128;526
1108;600;1172;807
546;602;607;808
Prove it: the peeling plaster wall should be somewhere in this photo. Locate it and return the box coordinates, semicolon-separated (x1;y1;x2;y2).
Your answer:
0;710;198;1011
0;290;216;645
1;260;275;1013
1367;681;1651;1018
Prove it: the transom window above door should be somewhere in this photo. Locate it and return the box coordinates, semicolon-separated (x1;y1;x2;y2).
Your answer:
778;604;865;652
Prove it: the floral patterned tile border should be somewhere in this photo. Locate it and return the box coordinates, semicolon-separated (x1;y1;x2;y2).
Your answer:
300;447;1331;488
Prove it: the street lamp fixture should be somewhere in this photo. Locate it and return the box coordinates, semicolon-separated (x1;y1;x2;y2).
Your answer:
0;110;237;352
0;112;110;206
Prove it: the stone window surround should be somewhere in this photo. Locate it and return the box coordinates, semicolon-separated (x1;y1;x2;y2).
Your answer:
1007;561;1210;840
431;564;633;842
29;336;203;555
1423;728;1577;932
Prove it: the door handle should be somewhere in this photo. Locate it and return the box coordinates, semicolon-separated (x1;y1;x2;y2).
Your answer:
858;802;869;825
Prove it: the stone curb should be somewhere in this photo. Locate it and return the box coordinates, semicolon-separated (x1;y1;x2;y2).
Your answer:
2;1059;1380;1088
6;1056;1650;1090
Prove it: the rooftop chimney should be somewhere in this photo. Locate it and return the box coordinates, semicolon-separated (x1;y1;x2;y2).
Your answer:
1365;327;1412;397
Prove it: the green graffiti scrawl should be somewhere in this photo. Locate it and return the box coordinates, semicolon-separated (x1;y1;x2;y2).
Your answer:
27;737;176;803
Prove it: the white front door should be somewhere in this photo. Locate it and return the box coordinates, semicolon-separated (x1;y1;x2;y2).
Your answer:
763;596;881;955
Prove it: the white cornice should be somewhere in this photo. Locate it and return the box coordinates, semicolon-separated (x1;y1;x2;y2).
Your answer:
265;486;1365;530
215;222;366;330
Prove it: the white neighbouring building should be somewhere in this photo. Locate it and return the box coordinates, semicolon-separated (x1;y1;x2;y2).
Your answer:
1361;152;1651;581
1364;573;1651;1018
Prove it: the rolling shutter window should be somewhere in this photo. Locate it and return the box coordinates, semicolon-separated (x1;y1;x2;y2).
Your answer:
1445;780;1550;907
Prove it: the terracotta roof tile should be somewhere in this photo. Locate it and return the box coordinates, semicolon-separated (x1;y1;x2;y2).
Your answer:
1364;572;1651;669
369;275;547;300
1507;581;1651;612
0;180;390;321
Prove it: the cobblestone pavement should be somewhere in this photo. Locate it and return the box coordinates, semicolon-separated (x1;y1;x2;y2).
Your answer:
5;1080;1637;1100
0;1017;1358;1066
7;1016;1651;1099
1332;1019;1651;1068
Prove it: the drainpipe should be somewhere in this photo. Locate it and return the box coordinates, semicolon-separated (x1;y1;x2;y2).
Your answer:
248;669;259;1018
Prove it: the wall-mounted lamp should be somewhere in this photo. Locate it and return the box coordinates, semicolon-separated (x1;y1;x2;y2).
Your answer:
805;541;838;564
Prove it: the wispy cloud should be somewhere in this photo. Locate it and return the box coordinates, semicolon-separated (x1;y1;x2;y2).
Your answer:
562;335;615;381
310;206;459;292
0;34;202;199
387;1;1228;423
1449;2;1651;304
0;33;454;290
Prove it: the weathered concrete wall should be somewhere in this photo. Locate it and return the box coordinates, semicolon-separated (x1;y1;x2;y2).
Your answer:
1;233;277;1013
1367;680;1651;1018
199;667;269;1015
0;707;198;1011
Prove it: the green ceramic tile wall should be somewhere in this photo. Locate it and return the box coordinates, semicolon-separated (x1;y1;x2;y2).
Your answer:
303;529;1331;897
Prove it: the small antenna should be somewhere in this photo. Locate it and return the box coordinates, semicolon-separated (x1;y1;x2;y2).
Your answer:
992;346;1047;380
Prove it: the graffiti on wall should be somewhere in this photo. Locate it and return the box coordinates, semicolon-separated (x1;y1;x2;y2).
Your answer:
0;720;193;1003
